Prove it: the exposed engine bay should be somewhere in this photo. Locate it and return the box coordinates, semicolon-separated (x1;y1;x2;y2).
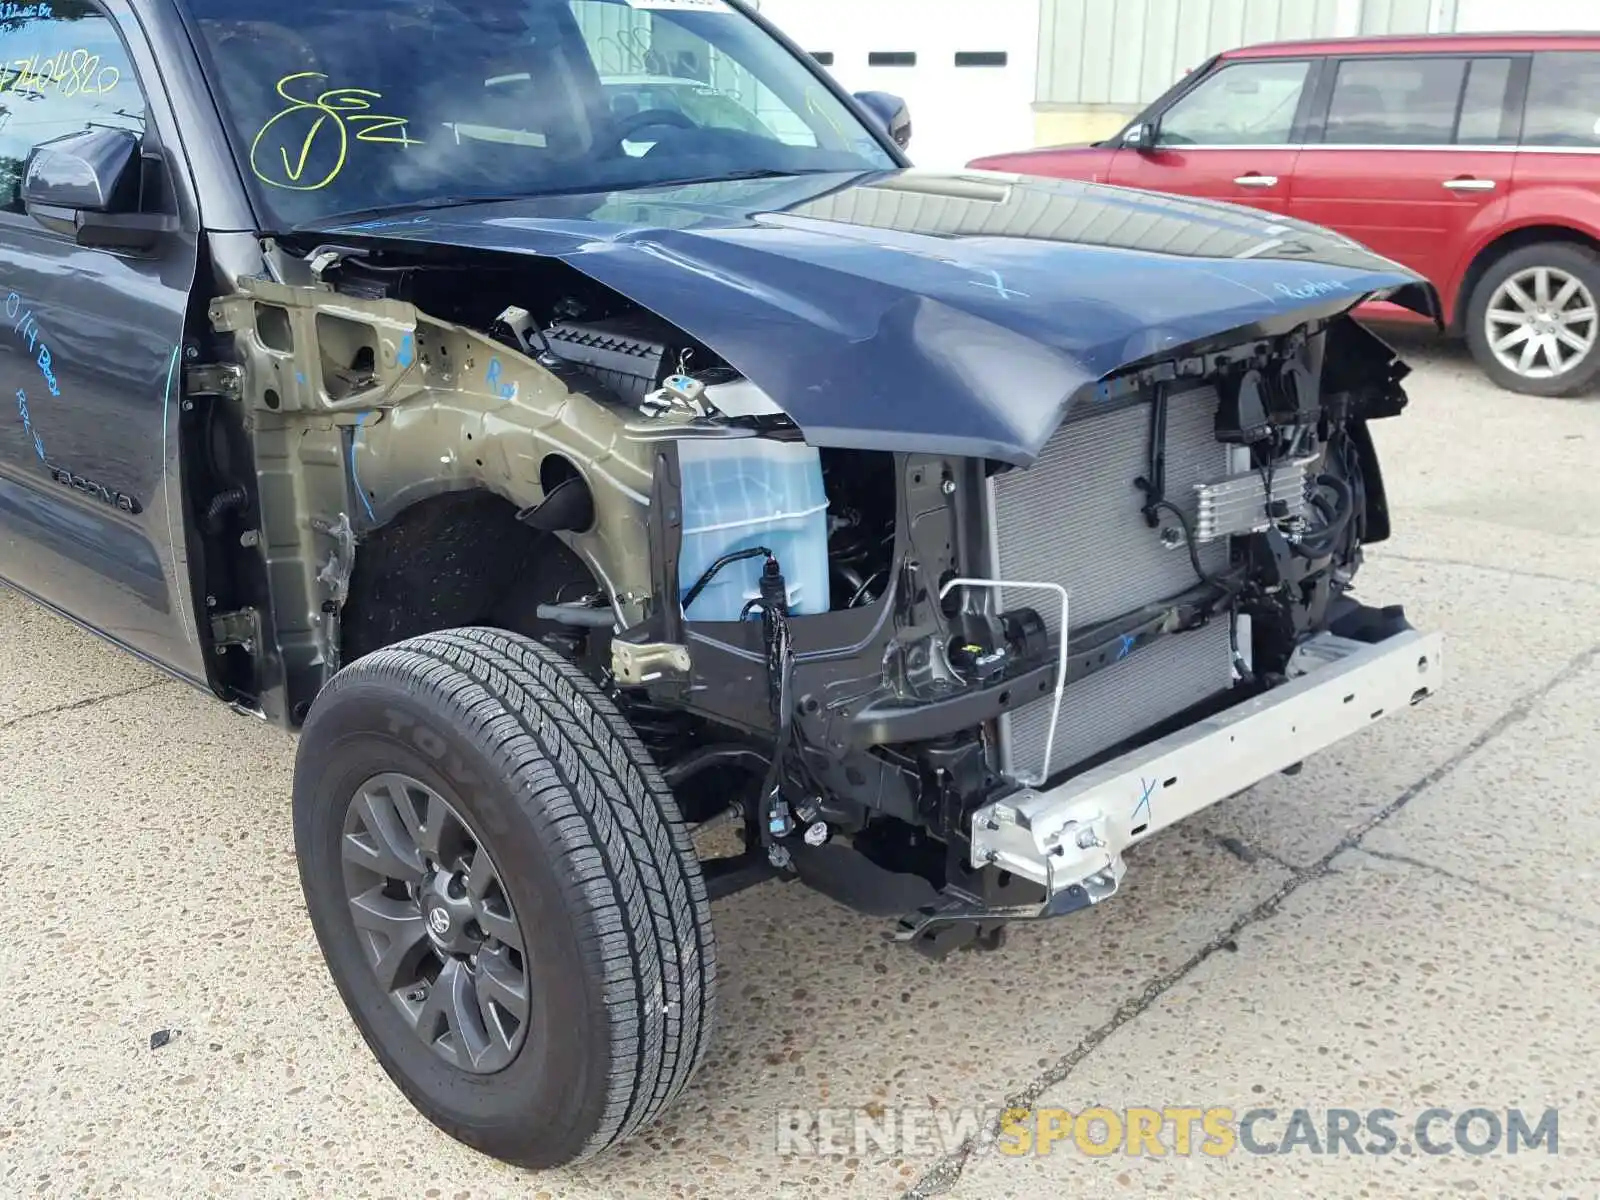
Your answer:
193;237;1435;957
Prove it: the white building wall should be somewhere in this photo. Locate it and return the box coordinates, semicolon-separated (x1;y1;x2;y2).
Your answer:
1356;0;1433;34
752;0;1041;168
1453;0;1599;29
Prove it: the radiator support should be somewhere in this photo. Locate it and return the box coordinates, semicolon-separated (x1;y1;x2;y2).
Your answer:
987;387;1237;780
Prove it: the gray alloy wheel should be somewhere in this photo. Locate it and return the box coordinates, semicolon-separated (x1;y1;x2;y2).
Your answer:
1466;242;1600;398
1483;265;1598;381
293;627;716;1168
341;772;528;1074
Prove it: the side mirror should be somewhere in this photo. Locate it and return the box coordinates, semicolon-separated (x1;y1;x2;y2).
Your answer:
22;127;175;252
853;90;912;151
1123;121;1159;153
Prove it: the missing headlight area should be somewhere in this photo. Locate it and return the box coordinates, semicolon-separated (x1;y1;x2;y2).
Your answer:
202;245;906;703
196;233;1428;960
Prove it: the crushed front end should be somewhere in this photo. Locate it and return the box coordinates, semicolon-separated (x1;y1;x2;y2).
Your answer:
628;312;1443;956
226;184;1446;961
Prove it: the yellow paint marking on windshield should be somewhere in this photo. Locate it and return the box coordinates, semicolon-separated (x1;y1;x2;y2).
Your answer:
278;112;330;183
250;72;422;192
0;48;119;96
805;88;849;147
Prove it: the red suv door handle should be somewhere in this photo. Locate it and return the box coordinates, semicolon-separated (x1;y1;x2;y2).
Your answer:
1443;177;1496;192
1234;173;1279;187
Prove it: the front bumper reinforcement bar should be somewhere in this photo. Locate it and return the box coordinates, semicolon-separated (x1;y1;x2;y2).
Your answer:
966;628;1444;914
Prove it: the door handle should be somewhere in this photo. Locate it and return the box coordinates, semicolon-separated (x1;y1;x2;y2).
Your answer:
1234;174;1279;187
1443;177;1496;192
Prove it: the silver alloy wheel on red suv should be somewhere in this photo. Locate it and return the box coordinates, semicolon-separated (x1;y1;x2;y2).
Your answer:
1467;242;1600;398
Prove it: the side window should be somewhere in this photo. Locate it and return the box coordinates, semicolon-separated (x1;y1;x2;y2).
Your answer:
1323;57;1465;146
1156;60;1310;147
1456;57;1514;145
0;2;145;214
1523;51;1600;148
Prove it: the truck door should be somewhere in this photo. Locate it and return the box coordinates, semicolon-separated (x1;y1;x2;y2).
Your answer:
0;0;205;682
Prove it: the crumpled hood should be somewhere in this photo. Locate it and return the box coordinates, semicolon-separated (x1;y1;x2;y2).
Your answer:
308;168;1437;466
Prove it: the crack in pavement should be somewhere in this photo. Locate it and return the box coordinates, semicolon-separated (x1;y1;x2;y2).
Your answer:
1376;552;1600;591
1206;831;1297;873
904;639;1600;1199
1355;846;1600;936
0;681;168;734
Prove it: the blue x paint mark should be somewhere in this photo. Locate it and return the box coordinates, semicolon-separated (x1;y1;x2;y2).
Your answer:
485;356;516;400
968;269;1029;301
1116;633;1137;661
1132;777;1156;826
397;333;415;370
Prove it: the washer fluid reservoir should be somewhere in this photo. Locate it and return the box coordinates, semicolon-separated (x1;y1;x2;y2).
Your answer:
676;438;829;621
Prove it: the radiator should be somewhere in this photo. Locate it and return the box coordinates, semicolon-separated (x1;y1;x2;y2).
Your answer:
990;386;1236;779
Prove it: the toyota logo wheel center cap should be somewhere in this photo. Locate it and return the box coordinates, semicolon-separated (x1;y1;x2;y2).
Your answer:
416;871;480;956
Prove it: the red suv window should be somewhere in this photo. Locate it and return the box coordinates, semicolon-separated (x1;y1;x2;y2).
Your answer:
1523;51;1600;147
1154;58;1310;147
1324;56;1465;145
1319;55;1514;146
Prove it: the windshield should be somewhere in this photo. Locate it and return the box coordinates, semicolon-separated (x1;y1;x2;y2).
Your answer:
183;0;896;229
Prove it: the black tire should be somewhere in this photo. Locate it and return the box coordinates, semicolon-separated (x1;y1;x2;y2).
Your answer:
1465;241;1600;397
293;627;716;1168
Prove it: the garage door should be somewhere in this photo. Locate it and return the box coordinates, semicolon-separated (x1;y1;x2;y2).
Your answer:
751;0;1040;168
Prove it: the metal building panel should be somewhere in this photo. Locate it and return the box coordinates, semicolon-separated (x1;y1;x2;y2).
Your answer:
1079;0;1119;108
1207;0;1249;55
1107;0;1151;105
1037;0;1348;105
1362;0;1434;33
1138;0;1183;103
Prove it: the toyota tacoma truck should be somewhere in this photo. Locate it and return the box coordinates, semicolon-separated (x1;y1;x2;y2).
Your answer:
0;0;1443;1170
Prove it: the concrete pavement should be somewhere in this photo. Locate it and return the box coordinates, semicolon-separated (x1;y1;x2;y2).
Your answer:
1;332;1597;1198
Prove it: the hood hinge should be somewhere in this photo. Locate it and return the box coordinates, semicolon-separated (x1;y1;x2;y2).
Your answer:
210;607;262;655
186;362;244;400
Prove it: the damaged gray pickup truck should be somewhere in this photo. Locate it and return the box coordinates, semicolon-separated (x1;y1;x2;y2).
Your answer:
0;0;1444;1169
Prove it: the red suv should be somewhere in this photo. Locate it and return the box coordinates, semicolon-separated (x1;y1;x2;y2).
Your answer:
970;34;1600;397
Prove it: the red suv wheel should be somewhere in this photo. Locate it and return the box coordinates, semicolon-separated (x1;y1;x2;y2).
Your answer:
1466;242;1600;398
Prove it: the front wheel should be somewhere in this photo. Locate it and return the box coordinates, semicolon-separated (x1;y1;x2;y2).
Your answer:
1465;242;1600;397
292;628;716;1167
